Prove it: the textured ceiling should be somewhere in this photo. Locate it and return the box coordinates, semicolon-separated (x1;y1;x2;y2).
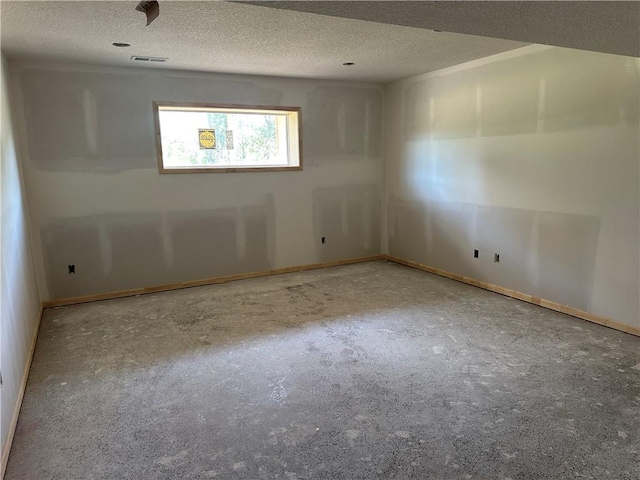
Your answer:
246;1;640;58
0;1;527;83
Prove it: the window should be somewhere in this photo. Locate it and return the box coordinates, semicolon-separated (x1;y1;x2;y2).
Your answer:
153;102;302;173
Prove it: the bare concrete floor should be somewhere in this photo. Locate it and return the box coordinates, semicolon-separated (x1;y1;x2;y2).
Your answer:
6;260;640;479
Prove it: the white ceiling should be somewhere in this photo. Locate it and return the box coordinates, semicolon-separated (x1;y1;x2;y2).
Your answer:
0;1;527;83
249;0;640;58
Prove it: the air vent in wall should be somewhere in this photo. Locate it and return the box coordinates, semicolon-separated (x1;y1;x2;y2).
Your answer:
131;56;168;63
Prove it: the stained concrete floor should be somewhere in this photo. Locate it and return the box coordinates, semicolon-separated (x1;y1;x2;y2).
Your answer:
6;260;640;479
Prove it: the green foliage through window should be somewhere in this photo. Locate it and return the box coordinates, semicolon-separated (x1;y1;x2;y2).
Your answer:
157;105;297;170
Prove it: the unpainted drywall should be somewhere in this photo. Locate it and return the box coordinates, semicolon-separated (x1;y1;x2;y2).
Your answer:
385;45;640;329
41;197;278;299
401;48;638;142
0;54;41;470
304;87;382;164
313;184;380;262
11;62;383;299
388;199;601;311
19;69;284;173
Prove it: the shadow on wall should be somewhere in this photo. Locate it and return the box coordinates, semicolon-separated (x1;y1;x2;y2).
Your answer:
40;195;276;299
388;197;601;311
303;86;382;164
313;184;380;263
403;48;639;141
19;68;282;173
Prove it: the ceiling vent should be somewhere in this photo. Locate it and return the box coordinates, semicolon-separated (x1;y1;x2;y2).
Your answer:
131;55;168;63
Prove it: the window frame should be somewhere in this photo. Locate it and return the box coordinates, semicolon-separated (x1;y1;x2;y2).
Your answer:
152;101;303;174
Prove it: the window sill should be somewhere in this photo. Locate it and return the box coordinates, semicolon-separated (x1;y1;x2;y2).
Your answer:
158;165;303;174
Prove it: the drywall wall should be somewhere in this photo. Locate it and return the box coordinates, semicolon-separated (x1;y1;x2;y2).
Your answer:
9;61;383;300
385;45;640;330
0;54;41;473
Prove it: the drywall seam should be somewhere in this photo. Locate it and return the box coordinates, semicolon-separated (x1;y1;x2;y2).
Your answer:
390;44;554;88
0;307;43;479
42;255;385;308
384;255;640;337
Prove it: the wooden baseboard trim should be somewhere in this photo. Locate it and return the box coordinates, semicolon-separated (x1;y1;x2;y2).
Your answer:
383;255;640;337
42;255;386;308
1;306;43;479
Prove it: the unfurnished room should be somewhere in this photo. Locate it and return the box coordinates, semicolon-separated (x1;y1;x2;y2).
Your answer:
0;1;639;479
